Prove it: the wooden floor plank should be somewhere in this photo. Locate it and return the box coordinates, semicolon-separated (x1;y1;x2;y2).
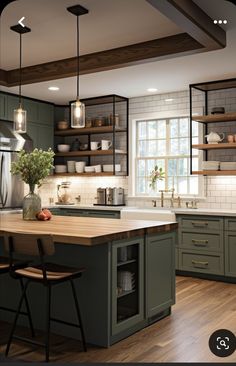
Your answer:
0;275;236;363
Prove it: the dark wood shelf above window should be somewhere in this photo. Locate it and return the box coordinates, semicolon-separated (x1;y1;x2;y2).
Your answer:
55;126;127;136
193;143;236;150
192;112;236;123
55;149;127;157
192;170;236;176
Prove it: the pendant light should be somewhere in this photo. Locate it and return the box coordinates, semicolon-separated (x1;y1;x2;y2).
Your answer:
10;24;31;133
67;4;88;128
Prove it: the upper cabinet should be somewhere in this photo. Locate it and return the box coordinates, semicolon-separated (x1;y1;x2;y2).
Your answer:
190;78;236;176
54;94;129;176
0;92;54;150
0;93;7;120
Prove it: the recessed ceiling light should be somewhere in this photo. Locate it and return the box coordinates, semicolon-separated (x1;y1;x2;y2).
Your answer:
147;88;158;93
165;98;174;102
48;86;59;91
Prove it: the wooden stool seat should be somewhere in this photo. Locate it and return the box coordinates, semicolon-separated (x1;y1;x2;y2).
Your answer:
3;231;87;362
15;263;85;281
0;256;29;272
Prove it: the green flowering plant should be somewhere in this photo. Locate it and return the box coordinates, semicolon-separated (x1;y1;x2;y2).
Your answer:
11;148;55;190
149;165;165;190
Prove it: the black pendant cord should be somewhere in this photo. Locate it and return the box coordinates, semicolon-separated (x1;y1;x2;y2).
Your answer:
76;15;80;101
19;32;22;106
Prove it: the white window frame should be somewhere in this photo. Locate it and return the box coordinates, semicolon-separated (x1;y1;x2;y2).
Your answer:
128;111;204;199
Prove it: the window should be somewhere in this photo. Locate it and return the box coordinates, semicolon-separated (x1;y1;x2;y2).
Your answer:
135;117;199;196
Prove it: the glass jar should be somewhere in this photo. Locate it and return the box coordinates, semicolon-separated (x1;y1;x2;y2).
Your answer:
23;184;41;220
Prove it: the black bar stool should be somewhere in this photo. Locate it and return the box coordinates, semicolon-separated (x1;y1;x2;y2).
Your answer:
3;231;87;362
0;256;35;336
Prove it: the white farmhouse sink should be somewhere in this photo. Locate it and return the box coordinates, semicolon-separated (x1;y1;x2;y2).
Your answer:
121;208;176;222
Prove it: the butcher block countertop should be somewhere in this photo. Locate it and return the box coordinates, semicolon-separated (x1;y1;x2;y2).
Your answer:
0;214;177;246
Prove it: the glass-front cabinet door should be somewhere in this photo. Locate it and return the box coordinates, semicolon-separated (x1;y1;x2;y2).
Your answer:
111;238;144;336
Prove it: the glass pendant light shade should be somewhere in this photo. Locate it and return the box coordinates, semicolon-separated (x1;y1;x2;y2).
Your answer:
71;99;85;128
14;105;27;133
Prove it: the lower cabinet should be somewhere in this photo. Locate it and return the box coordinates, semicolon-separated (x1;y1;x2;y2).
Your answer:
146;232;175;318
111;232;175;340
225;231;236;277
178;249;224;275
50;207;120;219
177;214;236;280
111;238;144;336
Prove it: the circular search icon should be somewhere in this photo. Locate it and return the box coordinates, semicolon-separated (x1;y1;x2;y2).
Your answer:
209;329;236;357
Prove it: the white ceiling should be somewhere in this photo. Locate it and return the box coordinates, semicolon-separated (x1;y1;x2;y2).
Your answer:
1;0;236;104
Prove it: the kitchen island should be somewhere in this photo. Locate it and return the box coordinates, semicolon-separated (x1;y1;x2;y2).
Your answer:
0;214;177;347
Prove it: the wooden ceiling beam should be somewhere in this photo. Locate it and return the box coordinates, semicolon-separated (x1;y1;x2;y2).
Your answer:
0;69;8;86
146;0;226;50
2;33;202;86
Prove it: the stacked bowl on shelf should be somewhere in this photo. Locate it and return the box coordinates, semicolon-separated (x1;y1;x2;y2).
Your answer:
220;162;236;170
202;161;219;170
202;161;236;171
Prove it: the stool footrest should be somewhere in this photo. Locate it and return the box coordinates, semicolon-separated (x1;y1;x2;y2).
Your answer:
50;317;81;328
0;306;30;317
13;335;44;348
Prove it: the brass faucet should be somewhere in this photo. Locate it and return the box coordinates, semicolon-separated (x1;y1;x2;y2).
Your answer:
159;189;175;207
159;188;181;208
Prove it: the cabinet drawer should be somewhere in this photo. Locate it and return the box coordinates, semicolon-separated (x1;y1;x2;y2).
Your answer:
179;216;223;232
180;232;222;252
179;250;224;275
225;218;236;231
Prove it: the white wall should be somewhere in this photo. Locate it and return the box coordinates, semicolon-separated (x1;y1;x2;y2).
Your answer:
38;89;236;210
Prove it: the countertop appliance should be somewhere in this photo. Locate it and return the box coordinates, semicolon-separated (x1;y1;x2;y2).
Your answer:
106;187;125;206
96;188;106;205
94;187;125;206
0;121;32;209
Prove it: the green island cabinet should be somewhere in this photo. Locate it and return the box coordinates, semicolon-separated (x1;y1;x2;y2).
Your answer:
0;231;176;347
111;231;175;344
176;214;236;280
0;92;54;150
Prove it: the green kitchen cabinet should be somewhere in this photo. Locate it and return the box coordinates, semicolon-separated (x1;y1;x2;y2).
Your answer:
50;208;120;219
86;210;120;219
0;93;7;120
7;94;19;121
27;122;53;150
38;102;54;125
111;237;145;336
37;124;54;150
225;231;236;277
24;99;39;122
146;232;175;318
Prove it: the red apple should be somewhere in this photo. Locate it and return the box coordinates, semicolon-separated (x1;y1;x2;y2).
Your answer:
42;208;52;220
36;210;48;221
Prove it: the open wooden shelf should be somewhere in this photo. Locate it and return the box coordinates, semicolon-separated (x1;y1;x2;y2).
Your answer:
192;170;236;175
192;112;236;123
192;143;236;150
55;126;127;136
55;149;127;157
53;172;127;177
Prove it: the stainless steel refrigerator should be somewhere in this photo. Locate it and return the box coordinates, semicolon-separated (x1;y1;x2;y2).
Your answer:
0;122;32;209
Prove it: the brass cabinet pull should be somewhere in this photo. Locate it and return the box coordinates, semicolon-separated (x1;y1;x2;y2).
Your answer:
192;239;208;246
191;221;208;227
192;260;209;266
